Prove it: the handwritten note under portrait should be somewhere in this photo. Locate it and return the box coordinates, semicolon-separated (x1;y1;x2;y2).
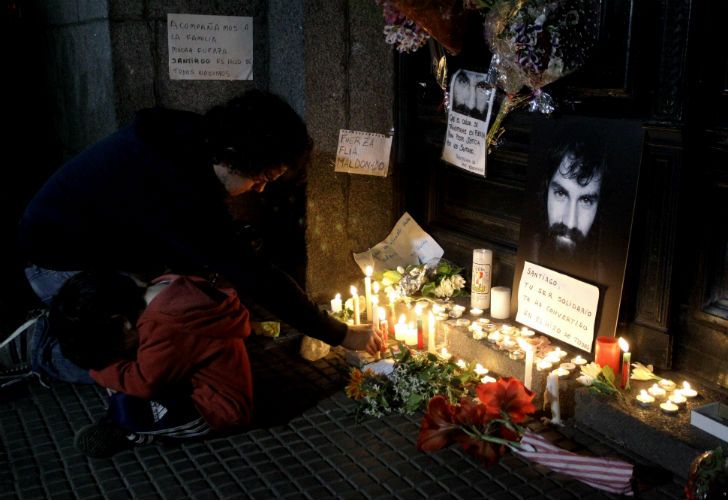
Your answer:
334;129;392;177
168;13;253;80
353;212;444;275
516;261;599;352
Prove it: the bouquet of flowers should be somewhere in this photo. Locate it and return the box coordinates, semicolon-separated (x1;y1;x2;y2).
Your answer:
381;259;466;300
576;362;622;398
417;377;536;465
375;0;431;53
346;346;481;419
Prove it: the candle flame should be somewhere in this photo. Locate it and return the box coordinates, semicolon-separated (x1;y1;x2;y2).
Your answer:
683;381;691;390
398;314;406;324
378;306;386;317
640;389;649;397
618;337;629;352
372;281;380;293
415;303;423;316
335;293;341;300
350;285;358;295
365;266;373;277
441;347;449;355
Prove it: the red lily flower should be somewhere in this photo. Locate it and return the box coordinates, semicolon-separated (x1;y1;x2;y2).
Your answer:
476;377;536;423
416;395;461;452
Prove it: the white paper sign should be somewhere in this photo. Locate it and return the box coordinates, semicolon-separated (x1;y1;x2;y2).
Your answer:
168;14;253;80
352;212;444;275
516;261;599;352
334;129;392;177
441;111;489;176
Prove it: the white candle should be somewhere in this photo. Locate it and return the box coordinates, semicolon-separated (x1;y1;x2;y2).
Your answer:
439;347;452;361
648;383;666;398
394;314;407;341
559;363;576;371
546;371;561;424
658;379;676;391
364;266;373;322
679;381;697;398
350;286;360;325
537;359;553;371
428;311;436;354
474;363;489;376
481;375;496;384
523;342;534;390
469;308;483;316
636;390;655;407
456;359;467;369
371;296;379;324
668;393;687;405
571;355;587;366
553;367;570;378
660;401;679;414
404;323;418;346
491;286;511;319
450;305;465;318
487;331;503;343
520;327;535;338
330;293;342;313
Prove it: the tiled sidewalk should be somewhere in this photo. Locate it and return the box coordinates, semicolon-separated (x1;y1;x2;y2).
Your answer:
0;337;685;499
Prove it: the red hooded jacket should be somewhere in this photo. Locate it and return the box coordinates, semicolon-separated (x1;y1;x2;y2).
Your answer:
90;276;253;430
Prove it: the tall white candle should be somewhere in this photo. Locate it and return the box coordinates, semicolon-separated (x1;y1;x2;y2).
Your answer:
330;293;342;313
491;287;511;319
350;286;360;325
394;314;407;341
546;371;561;425
522;341;534;390
364;266;373;322
428;311;436;354
471;248;493;309
404;323;418;346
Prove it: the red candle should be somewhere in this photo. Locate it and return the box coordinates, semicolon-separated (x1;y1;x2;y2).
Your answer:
416;318;424;350
595;336;620;375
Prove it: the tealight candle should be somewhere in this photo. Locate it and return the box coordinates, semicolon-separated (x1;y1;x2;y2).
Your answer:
474;363;488;376
660;401;679;415
470;308;483;316
500;335;517;350
520;327;535;338
536;359;553;371
471;326;485;341
478;318;491;325
487;331;503;343
450;305;466;318
509;350;525;360
439;347;452;361
648;384;666;398
636;390;655;407
571;355;587;366
668;393;687;405
553;367;570;378
500;324;513;334
545;351;562;364
658;379;677;392
456;359;467;369
679;382;697;398
481;375;496;384
559;363;576;371
456;318;471;327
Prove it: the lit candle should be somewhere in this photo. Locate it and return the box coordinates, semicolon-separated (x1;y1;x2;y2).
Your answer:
487;331;503;343
668;393;687;405
371;296;379;325
450;305;465;318
364;266;373;322
648;383;666;398
559;363;576;371
456;359;467;369
427;311;436;354
404;323;418;346
553;367;570;378
553;348;568;359
595;336;620;375
394;314;407;341
571;355;587;366
546;370;561;425
490;286;511;319
636;390;655;407
545;351;562;364
618;337;631;390
350;286;360;325
520;327;535;338
439;347;452;361
537;359;553;371
481;375;496;384
330;293;342;313
378;307;388;353
500;335;516;350
415;304;424;350
522;340;534;390
455;318;471;327
679;382;697;398
658;379;677;392
372;281;380;297
469;308;483;316
660;401;679;415
474;363;489;376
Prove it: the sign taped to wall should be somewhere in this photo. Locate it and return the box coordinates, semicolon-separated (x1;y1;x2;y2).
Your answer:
168;13;253;80
334;129;392;177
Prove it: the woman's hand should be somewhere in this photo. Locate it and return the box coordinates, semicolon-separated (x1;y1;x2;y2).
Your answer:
340;323;384;356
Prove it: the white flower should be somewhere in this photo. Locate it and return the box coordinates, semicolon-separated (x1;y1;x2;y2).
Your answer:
434;277;454;298
631;362;661;381
576;375;594;386
451;275;466;290
580;362;602;380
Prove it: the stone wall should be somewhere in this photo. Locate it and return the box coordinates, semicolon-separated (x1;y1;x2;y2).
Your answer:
304;0;396;302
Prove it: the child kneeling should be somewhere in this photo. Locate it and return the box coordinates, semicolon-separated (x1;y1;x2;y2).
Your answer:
50;271;253;457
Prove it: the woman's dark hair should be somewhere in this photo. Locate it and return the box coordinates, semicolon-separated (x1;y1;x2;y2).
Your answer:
50;271;147;370
203;89;313;177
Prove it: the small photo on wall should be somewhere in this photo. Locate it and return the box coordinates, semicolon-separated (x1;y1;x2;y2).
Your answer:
513;115;644;348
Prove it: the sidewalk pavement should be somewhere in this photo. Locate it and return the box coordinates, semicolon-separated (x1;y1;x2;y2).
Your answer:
0;333;685;499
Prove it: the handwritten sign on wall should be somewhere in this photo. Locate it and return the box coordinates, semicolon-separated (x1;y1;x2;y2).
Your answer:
353;212;444;274
334;129;392;177
168;13;253;80
441;111;490;176
516;261;599;352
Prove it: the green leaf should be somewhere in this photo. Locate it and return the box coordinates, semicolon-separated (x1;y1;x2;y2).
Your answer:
421;282;437;297
602;365;616;385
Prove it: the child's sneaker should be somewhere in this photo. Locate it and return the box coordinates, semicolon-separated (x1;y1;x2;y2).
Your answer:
0;310;46;384
74;421;150;458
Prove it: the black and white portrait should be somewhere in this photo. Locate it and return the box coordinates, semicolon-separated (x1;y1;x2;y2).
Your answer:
449;69;493;122
513;116;643;342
